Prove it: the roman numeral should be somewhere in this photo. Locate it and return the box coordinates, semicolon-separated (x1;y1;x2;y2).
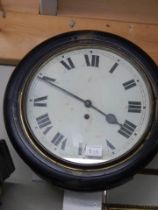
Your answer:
43;126;53;135
128;101;142;113
36;113;51;128
78;143;85;156
84;54;99;67
51;132;67;150
118;120;136;138
123;79;136;90
106;140;115;151
60;57;75;70
34;96;48;107
36;114;52;135
78;143;82;155
109;63;119;73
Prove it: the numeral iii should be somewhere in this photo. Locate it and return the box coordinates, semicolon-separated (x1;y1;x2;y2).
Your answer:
128;101;141;113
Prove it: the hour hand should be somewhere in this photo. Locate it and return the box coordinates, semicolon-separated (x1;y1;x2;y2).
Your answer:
91;105;122;127
106;114;122;126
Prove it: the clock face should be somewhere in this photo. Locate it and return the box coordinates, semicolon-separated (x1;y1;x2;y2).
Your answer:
4;31;158;191
24;47;152;165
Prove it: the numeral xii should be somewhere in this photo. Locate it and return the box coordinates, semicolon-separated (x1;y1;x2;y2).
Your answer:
84;54;99;67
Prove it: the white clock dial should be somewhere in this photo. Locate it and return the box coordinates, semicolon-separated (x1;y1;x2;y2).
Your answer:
25;47;152;165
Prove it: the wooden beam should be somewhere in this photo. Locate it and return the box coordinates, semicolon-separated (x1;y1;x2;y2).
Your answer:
0;0;157;24
0;12;157;65
1;0;39;14
58;0;158;24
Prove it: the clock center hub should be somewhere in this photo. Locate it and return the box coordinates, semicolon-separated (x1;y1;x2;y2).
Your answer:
84;99;92;108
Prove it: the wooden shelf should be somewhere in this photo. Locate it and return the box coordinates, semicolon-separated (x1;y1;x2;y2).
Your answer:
0;11;157;65
58;0;158;25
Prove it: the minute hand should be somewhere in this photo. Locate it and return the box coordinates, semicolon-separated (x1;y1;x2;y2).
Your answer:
38;76;85;103
38;76;121;126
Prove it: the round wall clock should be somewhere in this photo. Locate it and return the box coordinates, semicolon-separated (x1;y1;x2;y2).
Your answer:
4;31;158;191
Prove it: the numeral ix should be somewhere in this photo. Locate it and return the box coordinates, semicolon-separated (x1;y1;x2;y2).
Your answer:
34;96;47;107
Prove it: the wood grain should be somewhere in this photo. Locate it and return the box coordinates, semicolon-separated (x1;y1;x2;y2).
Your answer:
0;12;157;64
58;0;158;24
1;0;39;14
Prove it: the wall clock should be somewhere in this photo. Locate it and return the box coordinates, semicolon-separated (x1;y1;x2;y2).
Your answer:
4;30;158;191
